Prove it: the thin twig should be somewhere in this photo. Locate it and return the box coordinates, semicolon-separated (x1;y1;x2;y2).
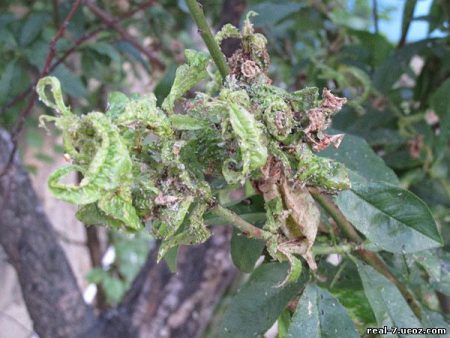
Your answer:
85;0;164;70
372;0;379;34
186;0;230;79
0;0;83;178
310;190;422;318
1;0;157;116
0;0;160;179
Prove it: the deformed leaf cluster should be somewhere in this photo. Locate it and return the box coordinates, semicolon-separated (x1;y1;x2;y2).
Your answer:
37;17;350;279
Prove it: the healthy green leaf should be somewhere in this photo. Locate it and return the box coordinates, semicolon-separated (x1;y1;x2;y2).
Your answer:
319;132;399;185
0;59;18;104
53;64;88;98
421;309;450;338
287;284;359;338
430;78;450;118
412;250;450;296
221;262;308;338
230;228;265;273
20;12;49;46
337;176;442;253
356;260;422;336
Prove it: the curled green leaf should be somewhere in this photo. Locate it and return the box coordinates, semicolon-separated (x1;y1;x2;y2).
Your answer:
157;202;210;261
227;101;268;182
215;23;241;46
169;114;209;130
36;76;71;116
48;112;132;204
296;144;350;191
162;49;210;113
98;189;142;231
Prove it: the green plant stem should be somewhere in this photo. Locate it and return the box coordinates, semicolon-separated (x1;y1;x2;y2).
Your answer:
311;190;422;318
186;0;230;79
211;205;270;239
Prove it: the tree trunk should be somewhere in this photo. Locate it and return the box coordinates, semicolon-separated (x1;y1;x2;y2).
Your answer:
0;129;95;338
83;227;235;338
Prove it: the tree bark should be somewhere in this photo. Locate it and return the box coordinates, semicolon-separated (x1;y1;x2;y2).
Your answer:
0;128;95;338
82;227;236;338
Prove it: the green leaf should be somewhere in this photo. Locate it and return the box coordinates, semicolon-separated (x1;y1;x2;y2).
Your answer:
287;284;359;338
169;114;209;130
356;261;422;336
114;94;172;137
47;112;133;205
230;228;265;273
278;309;291;338
413;250;450;296
0;59;18;104
330;288;377;331
221;262;308;338
154;63;177;105
87;41;121;64
86;267;107;284
20;12;49;46
336;176;442;253
430;78;450;118
421;309;450;338
319;132;399;185
249;2;304;26
76;203;123;228
98;190;142;231
106;91;129;119
162;49;210;113
36;76;71;115
102;276;126;305
162;245;178;273
53;64;87;98
226;100;268;181
157;202;211;261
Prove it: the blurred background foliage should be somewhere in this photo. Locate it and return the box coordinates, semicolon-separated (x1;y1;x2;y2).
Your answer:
0;0;448;318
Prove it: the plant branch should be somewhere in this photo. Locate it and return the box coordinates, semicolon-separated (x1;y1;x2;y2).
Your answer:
0;0;83;178
1;0;157;117
186;0;230;79
211;205;270;239
84;0;164;70
372;0;379;34
310;190;422;318
310;191;363;242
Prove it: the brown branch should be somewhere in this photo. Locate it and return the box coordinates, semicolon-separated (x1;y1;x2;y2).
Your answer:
0;128;95;338
85;0;164;70
0;0;158;116
0;0;162;179
82;227;237;338
0;0;83;178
